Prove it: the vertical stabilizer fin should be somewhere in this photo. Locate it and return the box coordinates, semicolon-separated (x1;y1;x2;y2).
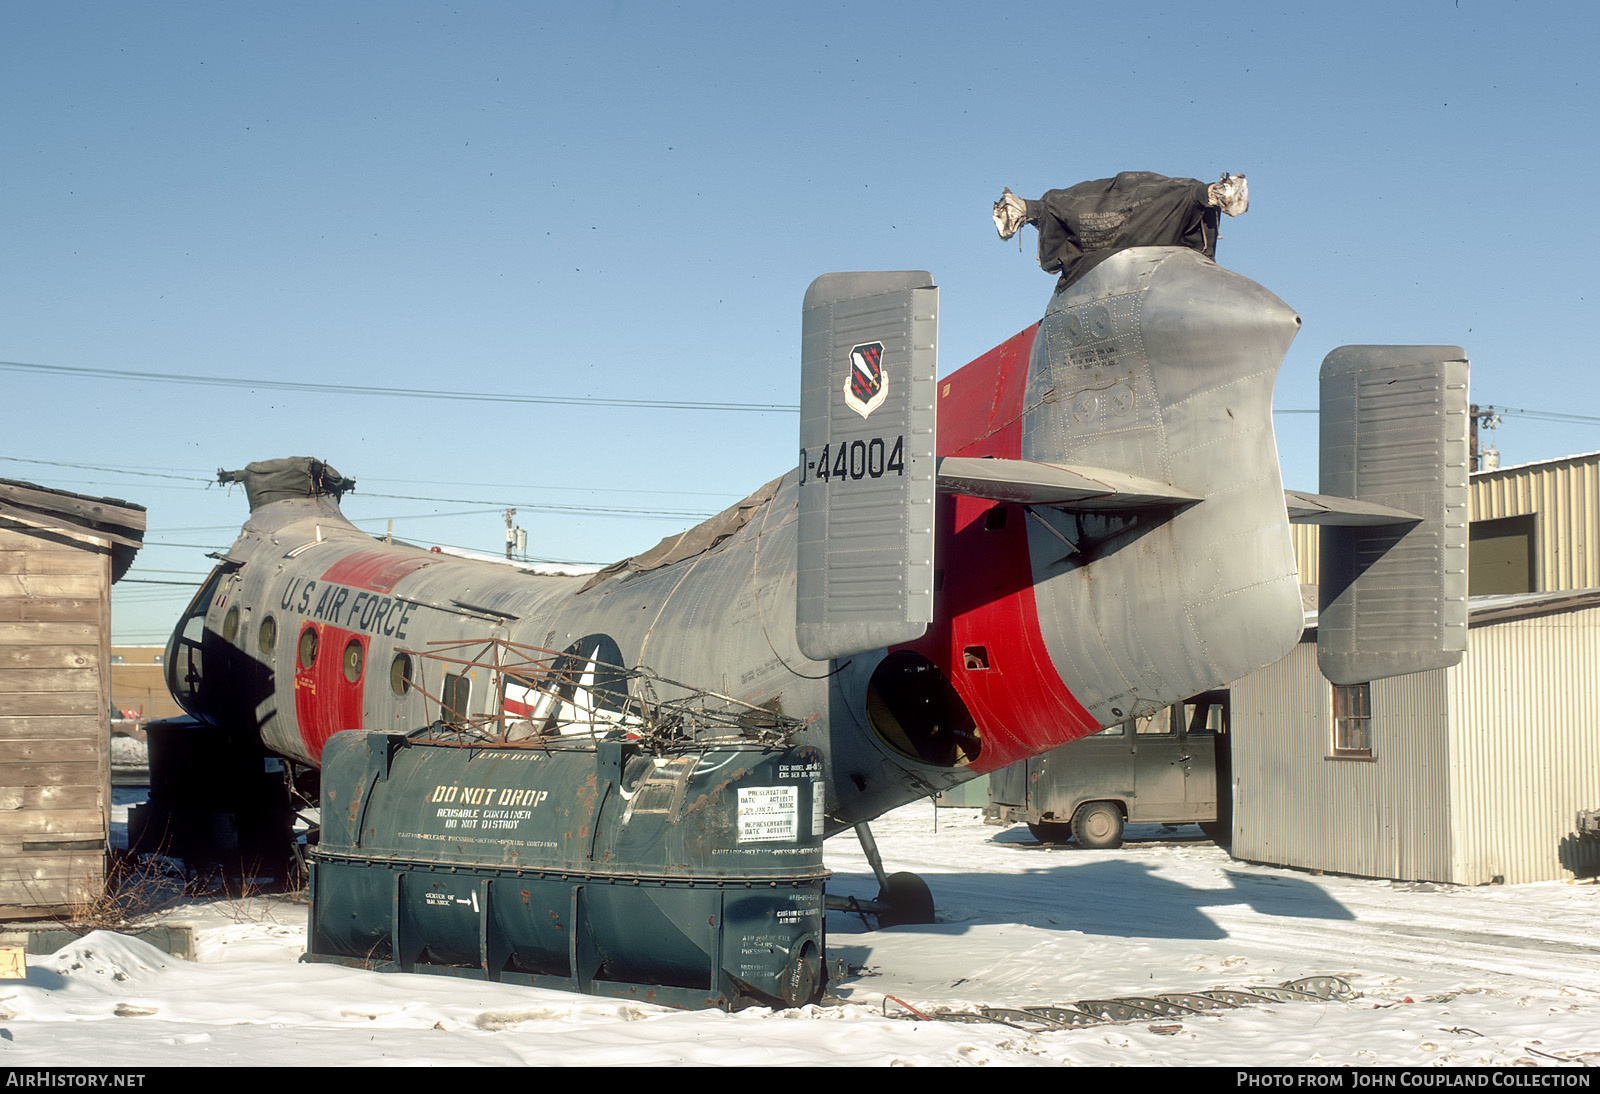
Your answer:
796;272;938;661
1317;345;1470;684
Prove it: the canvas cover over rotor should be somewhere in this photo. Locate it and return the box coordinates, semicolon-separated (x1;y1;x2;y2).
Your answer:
994;171;1248;292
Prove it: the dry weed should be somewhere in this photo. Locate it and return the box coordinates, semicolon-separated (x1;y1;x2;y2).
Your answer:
61;848;186;932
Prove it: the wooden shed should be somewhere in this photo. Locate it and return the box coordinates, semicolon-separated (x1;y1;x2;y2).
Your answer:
0;477;145;916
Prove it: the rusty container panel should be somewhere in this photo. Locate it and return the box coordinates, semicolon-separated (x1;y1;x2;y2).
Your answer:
307;732;827;1010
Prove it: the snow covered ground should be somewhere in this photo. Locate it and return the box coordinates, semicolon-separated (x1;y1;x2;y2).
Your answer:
2;801;1596;1067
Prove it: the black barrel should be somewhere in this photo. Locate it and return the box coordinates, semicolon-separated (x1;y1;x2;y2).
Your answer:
306;731;828;1009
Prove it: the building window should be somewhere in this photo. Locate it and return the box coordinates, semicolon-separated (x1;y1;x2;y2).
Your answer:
1469;514;1537;595
1332;682;1372;757
1134;711;1172;737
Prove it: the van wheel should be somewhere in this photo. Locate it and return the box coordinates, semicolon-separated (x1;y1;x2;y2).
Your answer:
1072;802;1124;849
1027;821;1072;844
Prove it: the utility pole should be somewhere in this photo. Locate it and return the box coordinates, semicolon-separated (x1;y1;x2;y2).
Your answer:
1469;405;1501;472
504;508;517;559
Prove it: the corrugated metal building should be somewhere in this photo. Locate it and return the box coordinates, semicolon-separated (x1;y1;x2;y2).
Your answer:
1294;449;1600;594
1468;450;1600;594
1231;590;1600;884
1246;452;1600;885
0;478;145;916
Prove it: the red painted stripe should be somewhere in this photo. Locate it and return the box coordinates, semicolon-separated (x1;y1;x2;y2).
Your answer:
293;623;367;763
321;548;435;591
936;324;1036;457
903;322;1101;773
928;492;1099;775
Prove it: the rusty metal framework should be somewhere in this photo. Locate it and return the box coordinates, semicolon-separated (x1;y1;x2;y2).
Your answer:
399;637;802;750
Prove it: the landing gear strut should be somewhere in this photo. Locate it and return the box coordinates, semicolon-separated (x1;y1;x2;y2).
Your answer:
824;821;936;928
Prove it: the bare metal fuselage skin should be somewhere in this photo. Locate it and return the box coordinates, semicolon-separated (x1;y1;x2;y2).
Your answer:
168;248;1306;834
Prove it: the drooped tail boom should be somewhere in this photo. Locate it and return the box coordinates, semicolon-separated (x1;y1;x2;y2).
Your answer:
806;247;1464;796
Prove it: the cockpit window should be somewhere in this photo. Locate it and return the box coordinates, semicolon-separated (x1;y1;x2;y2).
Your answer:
165;565;230;720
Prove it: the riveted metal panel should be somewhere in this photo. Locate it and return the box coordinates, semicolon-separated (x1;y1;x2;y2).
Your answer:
796;273;937;661
1018;248;1305;727
1318;346;1470;683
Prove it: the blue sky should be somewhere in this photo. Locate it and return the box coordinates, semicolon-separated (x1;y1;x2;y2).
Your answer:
4;1;1596;644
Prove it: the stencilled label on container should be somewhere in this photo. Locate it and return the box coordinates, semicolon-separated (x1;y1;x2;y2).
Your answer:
423;890;479;913
811;781;825;839
777;761;822;780
737;785;797;842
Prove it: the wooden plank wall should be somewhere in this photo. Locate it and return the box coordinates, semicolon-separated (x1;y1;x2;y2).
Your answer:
0;523;110;914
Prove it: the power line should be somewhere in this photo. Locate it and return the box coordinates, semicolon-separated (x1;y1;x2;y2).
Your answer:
0;455;210;482
358;474;739;499
1276;405;1600;427
0;456;745;509
356;490;714;520
0;359;799;414
1493;406;1600;427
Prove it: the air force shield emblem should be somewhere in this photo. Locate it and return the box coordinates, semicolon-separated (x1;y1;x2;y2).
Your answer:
843;341;887;419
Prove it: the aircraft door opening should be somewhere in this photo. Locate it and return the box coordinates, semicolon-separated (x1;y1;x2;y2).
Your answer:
865;650;980;766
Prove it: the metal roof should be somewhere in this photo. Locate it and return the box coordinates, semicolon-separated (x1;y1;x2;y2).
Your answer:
1299;587;1600;635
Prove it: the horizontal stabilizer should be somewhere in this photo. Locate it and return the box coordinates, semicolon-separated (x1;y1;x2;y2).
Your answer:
1317;345;1470;685
938;456;1199;509
1284;490;1420;526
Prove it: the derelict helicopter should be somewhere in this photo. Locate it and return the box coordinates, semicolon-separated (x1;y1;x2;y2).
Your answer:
151;174;1468;1008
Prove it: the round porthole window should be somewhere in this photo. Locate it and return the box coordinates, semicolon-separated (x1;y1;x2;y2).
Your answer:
258;616;277;659
222;606;240;645
342;638;364;684
297;626;318;669
390;652;412;696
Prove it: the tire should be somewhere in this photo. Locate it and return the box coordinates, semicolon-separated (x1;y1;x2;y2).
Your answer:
1027;821;1073;844
1071;802;1124;850
875;871;936;928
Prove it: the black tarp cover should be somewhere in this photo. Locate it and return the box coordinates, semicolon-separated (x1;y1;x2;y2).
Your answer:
1030;172;1218;291
219;457;354;510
